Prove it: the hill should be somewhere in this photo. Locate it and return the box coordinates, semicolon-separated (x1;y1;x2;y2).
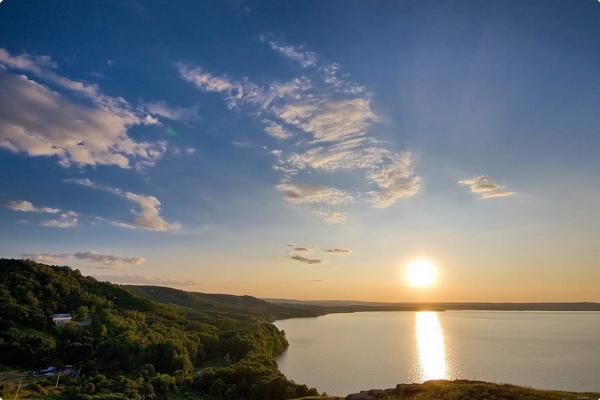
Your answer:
126;285;325;320
265;298;600;311
0;258;319;399
2;259;599;400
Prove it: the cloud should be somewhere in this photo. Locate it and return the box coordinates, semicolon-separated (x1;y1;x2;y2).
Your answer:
313;210;347;223
68;178;180;232
6;200;59;213
260;35;318;68
178;37;421;221
276;182;353;206
458;176;515;199
276;182;352;223
141;101;200;122
290;247;310;253
41;211;79;229
177;64;236;93
6;200;78;228
277;98;377;142
94;274;200;286
0;49;167;168
21;253;71;265
290;255;322;264
262;120;293;140
323;248;352;255
21;251;145;269
73;251;145;267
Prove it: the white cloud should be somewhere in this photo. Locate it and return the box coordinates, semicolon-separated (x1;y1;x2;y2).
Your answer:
21;251;145;269
141;101;199;122
260;35;318;68
276;182;352;223
6;200;59;213
277;98;376;142
21;253;70;265
93;274;199;286
458;175;515;199
6;200;79;228
276;182;353;206
262;120;293;140
68;178;180;232
179;37;421;220
0;49;167;168
177;63;236;93
41;211;79;229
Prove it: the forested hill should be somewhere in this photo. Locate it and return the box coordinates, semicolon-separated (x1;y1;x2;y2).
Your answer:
0;258;320;399
126;285;325;321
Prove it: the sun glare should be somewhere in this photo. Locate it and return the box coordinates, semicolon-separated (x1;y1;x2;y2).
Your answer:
406;260;438;288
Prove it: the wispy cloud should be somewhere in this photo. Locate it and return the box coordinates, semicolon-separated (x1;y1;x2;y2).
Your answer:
178;36;420;222
458;175;515;199
6;200;59;214
285;243;352;264
140;101;200;122
6;200;78;228
259;34;318;68
94;274;200;286
22;251;145;269
276;182;352;223
0;49;167;169
276;182;353;206
74;251;145;267
323;248;352;255
68;178;180;232
41;211;79;229
290;255;322;264
21;253;70;265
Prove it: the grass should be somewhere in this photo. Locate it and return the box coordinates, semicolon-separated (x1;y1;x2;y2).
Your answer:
295;380;600;400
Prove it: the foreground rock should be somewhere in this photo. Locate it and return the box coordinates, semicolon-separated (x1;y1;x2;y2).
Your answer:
295;380;600;400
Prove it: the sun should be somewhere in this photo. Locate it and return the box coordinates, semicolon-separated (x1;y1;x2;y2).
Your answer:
405;259;438;287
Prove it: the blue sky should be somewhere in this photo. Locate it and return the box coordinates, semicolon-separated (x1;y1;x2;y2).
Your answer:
1;0;599;301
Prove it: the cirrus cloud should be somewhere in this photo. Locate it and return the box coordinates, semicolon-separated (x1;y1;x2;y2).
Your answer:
178;37;420;222
458;175;515;199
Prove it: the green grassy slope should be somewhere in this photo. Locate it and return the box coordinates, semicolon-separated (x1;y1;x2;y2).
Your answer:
302;380;600;400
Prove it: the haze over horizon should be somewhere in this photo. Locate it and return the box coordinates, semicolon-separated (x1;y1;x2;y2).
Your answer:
1;0;599;302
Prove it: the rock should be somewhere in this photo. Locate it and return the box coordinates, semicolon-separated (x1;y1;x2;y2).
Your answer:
345;393;376;400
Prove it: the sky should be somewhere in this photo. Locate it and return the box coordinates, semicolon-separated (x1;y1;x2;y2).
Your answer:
0;0;599;302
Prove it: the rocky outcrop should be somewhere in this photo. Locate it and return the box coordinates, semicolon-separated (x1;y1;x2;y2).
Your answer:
345;389;390;400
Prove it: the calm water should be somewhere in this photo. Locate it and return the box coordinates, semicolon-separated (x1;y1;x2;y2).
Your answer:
274;311;600;396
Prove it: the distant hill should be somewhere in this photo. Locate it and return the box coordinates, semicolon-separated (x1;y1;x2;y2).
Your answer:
127;285;326;320
265;298;600;311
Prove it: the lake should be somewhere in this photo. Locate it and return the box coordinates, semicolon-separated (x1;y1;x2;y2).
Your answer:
274;311;600;396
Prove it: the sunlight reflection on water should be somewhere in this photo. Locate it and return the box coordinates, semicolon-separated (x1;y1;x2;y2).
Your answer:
415;311;448;381
275;311;600;396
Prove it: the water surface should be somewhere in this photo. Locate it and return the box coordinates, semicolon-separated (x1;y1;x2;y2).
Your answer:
274;311;600;396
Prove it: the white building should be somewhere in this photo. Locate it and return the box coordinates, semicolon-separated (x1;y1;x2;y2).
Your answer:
52;313;72;326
